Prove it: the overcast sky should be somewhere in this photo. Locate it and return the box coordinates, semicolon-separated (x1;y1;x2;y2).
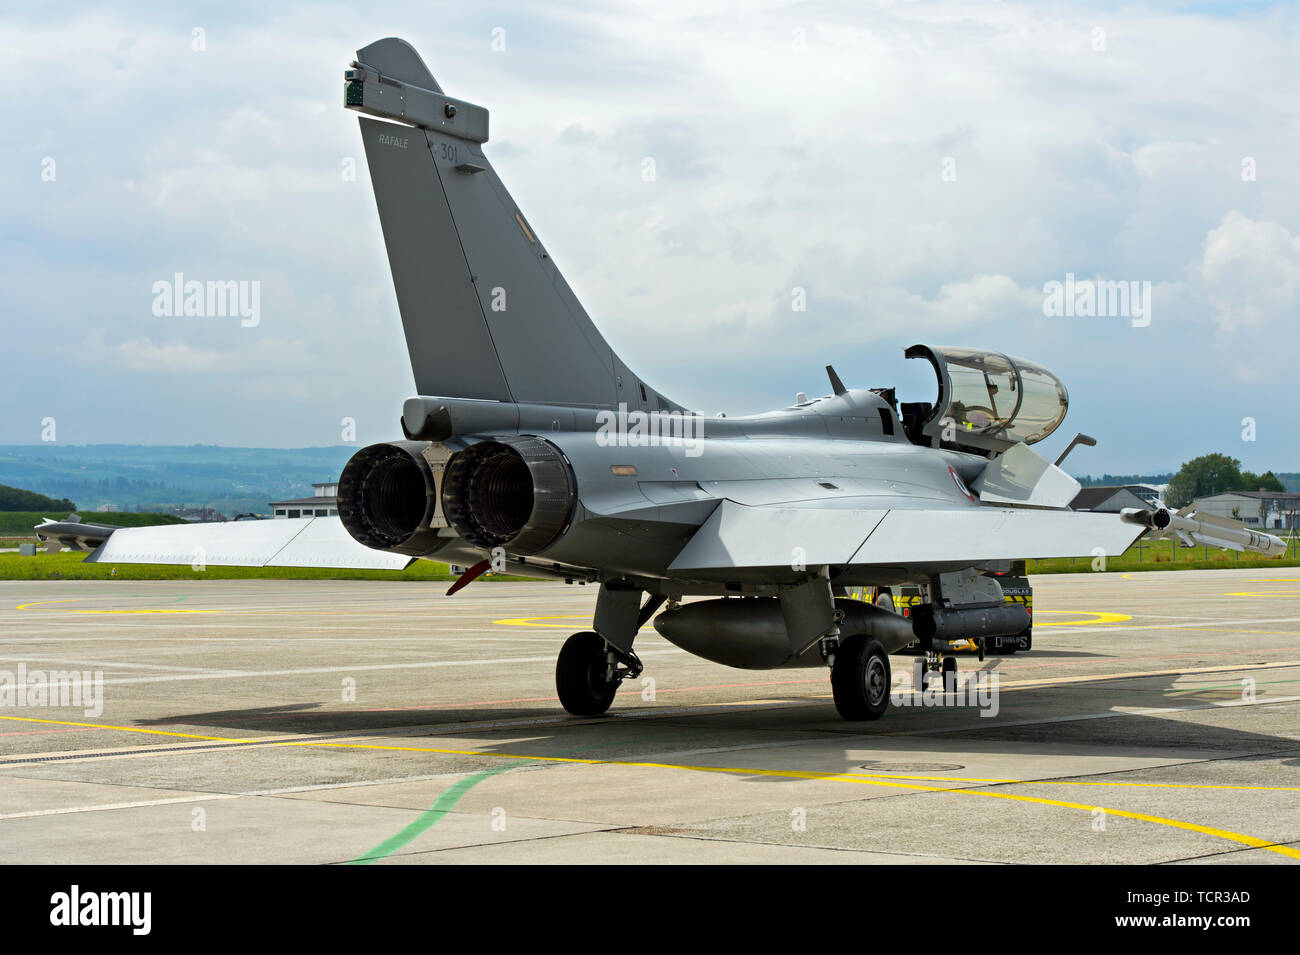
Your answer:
3;0;1297;475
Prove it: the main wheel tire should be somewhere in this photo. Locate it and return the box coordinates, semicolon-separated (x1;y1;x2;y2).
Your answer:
831;635;892;721
941;655;957;690
556;631;619;716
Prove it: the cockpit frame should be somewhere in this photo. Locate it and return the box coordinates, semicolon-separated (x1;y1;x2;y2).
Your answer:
902;344;1069;455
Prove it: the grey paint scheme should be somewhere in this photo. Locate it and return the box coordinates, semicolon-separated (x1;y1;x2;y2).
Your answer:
656;597;919;669
354;38;681;415
33;519;121;552
345;37;1159;591
80;41;1283;689
68;35;1289;725
425;420;1141;584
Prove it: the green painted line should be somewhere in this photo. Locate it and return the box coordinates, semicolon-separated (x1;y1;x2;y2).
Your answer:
345;732;686;865
347;763;520;865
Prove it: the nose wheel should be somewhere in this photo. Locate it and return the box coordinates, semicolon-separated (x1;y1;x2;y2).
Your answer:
919;652;958;691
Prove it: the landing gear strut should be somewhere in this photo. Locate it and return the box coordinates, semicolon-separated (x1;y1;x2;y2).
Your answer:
555;631;641;716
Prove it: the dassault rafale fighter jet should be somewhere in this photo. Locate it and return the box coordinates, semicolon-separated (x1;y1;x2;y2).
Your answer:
91;38;1286;721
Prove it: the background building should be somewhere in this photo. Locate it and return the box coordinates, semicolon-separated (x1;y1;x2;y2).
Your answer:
269;482;339;519
1193;491;1300;530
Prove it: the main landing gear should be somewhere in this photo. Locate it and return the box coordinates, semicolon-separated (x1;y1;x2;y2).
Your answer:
556;584;660;716
830;635;892;720
555;631;643;716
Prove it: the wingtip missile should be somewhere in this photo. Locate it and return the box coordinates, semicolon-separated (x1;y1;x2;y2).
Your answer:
1121;507;1287;558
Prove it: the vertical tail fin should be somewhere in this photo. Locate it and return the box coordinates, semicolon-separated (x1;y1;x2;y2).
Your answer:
347;38;682;414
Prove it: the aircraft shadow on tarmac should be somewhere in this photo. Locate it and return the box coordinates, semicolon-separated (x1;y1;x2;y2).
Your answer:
136;665;1300;774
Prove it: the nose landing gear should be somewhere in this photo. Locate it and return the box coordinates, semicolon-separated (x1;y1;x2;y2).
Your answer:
918;652;958;692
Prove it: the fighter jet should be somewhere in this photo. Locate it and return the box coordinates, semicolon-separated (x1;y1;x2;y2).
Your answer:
34;515;123;552
90;38;1286;721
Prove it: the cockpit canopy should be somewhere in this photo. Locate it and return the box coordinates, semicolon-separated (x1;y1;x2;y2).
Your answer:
902;345;1069;454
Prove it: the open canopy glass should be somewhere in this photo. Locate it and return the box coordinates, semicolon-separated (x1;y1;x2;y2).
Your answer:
904;345;1069;453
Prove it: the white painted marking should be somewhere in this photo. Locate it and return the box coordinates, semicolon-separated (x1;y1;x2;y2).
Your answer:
0;655;231;672
0;793;238;820
12;648;690;689
889;693;1300;736
0;772;476;820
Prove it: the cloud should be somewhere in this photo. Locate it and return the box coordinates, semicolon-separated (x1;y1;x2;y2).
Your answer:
2;1;1299;472
1198;212;1300;331
107;338;223;373
557;123;596;145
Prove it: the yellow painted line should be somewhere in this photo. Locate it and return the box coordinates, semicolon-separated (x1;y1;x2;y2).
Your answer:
826;772;1300;792
281;744;1300;860
493;615;654;631
6;712;1299;790
494;610;1131;630
1033;610;1131;626
1225;592;1300;598
277;744;1300;859
14;599;97;610
493;615;589;629
0;715;264;743
13;597;200;615
17;600;414;617
15;597;207;613
2;714;1299;859
17;605;413;621
934;789;1300;858
62;609;220;615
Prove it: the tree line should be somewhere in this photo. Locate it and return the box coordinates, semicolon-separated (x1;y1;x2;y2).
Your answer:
1165;454;1287;508
0;484;76;513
